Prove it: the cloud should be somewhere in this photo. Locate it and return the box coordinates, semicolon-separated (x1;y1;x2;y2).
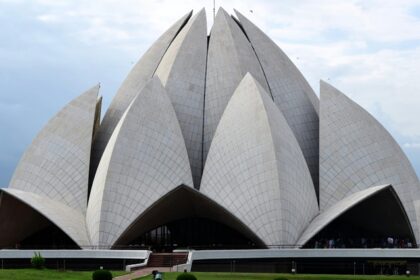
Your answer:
36;14;60;23
1;0;420;185
404;143;420;149
279;41;420;137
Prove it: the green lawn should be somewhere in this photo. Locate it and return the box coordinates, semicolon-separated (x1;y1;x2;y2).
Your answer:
2;270;420;280
135;272;420;280
0;269;126;280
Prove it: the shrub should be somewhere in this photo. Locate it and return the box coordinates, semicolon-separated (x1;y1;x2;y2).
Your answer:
92;269;113;280
30;252;45;269
176;273;197;280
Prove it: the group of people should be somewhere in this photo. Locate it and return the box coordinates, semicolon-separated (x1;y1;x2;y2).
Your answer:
313;236;414;249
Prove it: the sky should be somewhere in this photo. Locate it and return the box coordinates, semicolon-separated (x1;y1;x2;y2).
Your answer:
1;0;420;186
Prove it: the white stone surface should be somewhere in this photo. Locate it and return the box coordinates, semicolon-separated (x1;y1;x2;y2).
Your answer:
0;188;91;247
203;7;270;166
235;10;320;193
320;81;420;242
3;248;420;261
87;77;193;247
201;73;318;247
191;248;420;261
5;8;420;250
155;9;207;188
90;11;192;184
297;185;390;247
414;200;420;239
0;249;149;259
9;85;100;211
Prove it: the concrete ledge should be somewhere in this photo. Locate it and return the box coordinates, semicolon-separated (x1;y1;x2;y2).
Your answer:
192;249;420;261
125;252;151;272
0;249;150;260
2;249;420;262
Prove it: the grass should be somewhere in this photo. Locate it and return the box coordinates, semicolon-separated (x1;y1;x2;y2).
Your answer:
134;272;420;280
2;270;420;280
0;269;127;280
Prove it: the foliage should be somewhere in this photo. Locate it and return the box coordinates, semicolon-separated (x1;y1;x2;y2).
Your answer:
176;273;198;280
3;271;420;280
30;252;45;269
92;269;113;280
0;269;126;280
134;272;420;280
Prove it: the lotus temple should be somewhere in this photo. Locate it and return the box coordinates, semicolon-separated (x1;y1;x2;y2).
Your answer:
1;7;420;273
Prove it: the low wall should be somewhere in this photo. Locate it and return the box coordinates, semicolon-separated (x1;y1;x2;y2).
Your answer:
0;249;150;270
190;249;420;275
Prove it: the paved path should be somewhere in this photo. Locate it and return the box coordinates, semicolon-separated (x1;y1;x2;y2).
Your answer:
114;267;171;280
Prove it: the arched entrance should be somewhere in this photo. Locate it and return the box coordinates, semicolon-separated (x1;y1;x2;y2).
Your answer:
303;186;416;248
129;217;258;251
0;191;79;249
113;185;265;250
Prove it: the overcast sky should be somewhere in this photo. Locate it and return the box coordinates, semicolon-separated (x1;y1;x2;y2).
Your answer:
1;0;420;187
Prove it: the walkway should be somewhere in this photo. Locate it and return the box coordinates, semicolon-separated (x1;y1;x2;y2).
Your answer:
114;267;171;280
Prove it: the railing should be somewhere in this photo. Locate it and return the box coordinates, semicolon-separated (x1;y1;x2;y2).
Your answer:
1;240;418;250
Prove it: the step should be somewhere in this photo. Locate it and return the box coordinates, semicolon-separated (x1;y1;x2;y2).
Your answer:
147;253;188;267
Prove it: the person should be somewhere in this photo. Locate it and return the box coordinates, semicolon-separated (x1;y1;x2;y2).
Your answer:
387;236;394;248
328;238;335;248
407;240;413;248
361;237;367;248
399;238;405;248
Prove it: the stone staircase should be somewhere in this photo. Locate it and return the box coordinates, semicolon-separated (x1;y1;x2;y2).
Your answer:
147;252;188;267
